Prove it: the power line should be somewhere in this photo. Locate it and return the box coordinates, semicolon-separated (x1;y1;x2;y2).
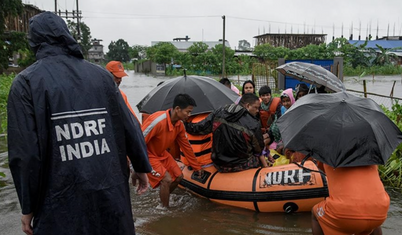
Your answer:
83;11;220;19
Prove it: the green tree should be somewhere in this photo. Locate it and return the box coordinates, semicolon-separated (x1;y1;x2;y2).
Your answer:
146;42;178;64
175;52;191;70
67;20;92;58
210;44;235;75
0;31;33;70
254;43;290;61
187;42;211;72
0;0;23;34
294;43;334;60
17;47;36;67
107;39;131;62
188;42;209;54
130;45;147;60
238;40;251;50
372;44;399;66
0;0;24;71
327;37;375;68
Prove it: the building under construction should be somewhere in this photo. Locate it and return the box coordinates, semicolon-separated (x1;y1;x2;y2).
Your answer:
4;4;44;34
254;33;327;49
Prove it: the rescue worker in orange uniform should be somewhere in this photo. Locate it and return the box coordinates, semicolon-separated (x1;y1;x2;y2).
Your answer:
106;61;142;187
106;61;139;122
312;164;390;235
258;85;281;131
142;94;203;207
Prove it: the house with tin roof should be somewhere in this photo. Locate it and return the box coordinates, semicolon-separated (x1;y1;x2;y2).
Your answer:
348;37;402;64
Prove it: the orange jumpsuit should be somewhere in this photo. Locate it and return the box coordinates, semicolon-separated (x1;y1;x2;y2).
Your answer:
121;89;140;167
142;109;202;188
313;164;390;235
120;89;140;123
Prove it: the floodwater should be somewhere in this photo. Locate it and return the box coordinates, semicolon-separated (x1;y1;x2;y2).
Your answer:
1;72;402;235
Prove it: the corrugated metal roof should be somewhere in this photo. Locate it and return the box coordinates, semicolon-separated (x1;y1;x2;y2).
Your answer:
348;40;402;50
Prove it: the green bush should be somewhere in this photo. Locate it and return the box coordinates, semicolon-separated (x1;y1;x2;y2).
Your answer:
122;62;134;70
379;101;402;189
0;73;15;134
344;65;402;76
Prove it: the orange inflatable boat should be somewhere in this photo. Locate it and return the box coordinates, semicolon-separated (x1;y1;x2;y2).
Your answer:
177;160;328;213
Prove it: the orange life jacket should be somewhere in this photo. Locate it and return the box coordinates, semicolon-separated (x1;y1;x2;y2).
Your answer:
259;97;280;129
181;113;213;166
142;112;211;165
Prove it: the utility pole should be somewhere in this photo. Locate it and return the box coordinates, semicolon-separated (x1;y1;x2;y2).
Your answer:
222;15;226;78
55;0;82;42
76;0;81;42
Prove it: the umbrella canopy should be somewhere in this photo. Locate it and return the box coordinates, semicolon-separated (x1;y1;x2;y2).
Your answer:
276;62;345;92
277;92;402;168
137;75;239;115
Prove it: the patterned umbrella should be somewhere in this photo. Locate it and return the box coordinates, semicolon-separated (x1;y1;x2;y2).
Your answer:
276;62;345;92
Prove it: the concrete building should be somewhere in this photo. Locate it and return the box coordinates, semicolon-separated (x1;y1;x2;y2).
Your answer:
3;4;44;68
4;4;44;34
88;38;105;64
254;33;327;49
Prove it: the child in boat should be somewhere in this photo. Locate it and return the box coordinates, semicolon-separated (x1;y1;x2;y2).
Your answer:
280;88;295;115
260;130;276;167
268;88;295;150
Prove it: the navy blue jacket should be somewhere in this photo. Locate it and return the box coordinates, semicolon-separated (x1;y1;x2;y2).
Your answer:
7;12;151;235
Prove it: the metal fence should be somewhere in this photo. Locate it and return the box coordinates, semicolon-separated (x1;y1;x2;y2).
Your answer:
251;62;278;92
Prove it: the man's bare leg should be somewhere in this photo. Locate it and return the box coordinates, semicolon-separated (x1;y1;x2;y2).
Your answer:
370;227;383;235
159;172;172;207
169;174;183;193
311;208;324;235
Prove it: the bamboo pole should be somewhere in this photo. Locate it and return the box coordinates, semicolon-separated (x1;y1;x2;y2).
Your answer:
390;81;396;98
363;80;367;98
346;89;402;100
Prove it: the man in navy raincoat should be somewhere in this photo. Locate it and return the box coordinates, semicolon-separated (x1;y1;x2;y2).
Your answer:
7;12;151;235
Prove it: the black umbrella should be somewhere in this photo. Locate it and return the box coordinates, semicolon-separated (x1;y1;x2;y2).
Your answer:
276;62;345;92
137;75;239;115
277;92;402;168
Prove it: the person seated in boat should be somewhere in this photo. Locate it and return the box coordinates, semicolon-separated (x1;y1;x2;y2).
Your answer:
280;88;296;115
268;88;296;150
141;94;203;207
185;93;266;172
235;80;256;104
295;83;309;101
258;85;282;131
261;130;276;166
219;78;240;95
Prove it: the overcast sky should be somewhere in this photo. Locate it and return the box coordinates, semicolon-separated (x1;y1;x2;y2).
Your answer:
24;0;402;51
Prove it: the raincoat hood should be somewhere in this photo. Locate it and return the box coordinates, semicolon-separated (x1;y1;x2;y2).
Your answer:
223;103;247;122
281;88;295;106
28;11;83;59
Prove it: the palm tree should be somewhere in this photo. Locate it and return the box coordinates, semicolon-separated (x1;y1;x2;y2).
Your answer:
373;44;400;66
